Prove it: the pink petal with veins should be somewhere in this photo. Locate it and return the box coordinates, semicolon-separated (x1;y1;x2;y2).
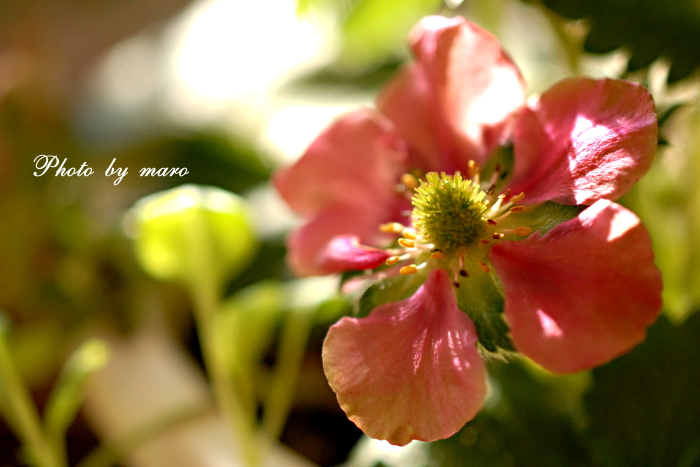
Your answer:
322;269;487;445
378;16;525;172
490;199;662;373
319;235;392;273
274;108;407;217
275;109;410;276
509;78;657;205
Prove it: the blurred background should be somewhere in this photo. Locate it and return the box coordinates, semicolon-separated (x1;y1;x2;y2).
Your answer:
1;0;700;466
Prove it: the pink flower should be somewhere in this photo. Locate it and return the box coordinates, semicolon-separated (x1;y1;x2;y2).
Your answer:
275;16;662;446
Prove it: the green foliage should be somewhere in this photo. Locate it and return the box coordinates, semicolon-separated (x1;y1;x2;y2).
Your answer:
339;0;443;69
298;0;443;70
540;0;700;82
44;341;109;461
516;201;586;237
127;184;257;290
430;361;592;467
455;268;512;353
584;314;700;467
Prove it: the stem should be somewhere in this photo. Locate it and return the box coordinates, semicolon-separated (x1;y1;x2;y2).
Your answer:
262;306;314;441
0;327;64;467
184;209;261;467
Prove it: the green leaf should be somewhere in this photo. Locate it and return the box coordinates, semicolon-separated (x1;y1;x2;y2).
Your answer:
583;313;700;467
351;269;426;318
44;340;109;451
127;185;257;289
215;281;284;377
431;360;592;467
540;0;700;82
513;201;585;237
454;265;512;353
338;0;443;69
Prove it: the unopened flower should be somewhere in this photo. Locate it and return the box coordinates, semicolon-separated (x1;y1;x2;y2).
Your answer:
275;16;662;446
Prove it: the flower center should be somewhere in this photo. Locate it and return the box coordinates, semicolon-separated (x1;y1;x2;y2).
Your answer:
378;165;532;287
412;172;488;255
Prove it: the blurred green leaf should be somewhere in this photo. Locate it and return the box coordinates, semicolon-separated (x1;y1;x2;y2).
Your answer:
44;340;109;457
216;281;284;377
540;0;700;82
127;185;257;290
431;360;592;467
583;314;700;467
339;0;443;69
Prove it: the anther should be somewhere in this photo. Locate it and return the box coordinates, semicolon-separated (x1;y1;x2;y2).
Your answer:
487;219;498;226
431;250;444;259
454;281;460;288
459;269;468;277
380;222;404;234
400;265;418;275
514;226;532;236
398;238;415;248
385;256;400;266
510;206;525;213
401;173;419;191
492;233;505;240
510;192;525;203
480;239;490;245
403;230;417;240
479;262;490;273
487;184;496;195
468;160;481;183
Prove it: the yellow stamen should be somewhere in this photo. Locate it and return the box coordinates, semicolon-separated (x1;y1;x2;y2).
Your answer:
398;238;415;248
403;230;417;240
510;206;525;213
401;173;419;190
400;265;418;275
385;256;400;266
431;250;444;259
380;222;404;234
514;226;532;236
510;192;526;203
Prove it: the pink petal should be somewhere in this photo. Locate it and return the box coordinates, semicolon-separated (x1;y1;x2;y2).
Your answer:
322;269;487;445
320;235;392;273
490;200;662;373
274;108;411;276
508;78;657;205
287;204;405;277
274;108;408;217
377;16;525;171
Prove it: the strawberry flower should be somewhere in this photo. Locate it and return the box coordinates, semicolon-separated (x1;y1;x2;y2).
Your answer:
275;16;662;446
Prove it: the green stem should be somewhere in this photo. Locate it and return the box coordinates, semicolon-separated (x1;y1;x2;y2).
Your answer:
262;306;314;441
0;327;64;467
184;209;261;467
